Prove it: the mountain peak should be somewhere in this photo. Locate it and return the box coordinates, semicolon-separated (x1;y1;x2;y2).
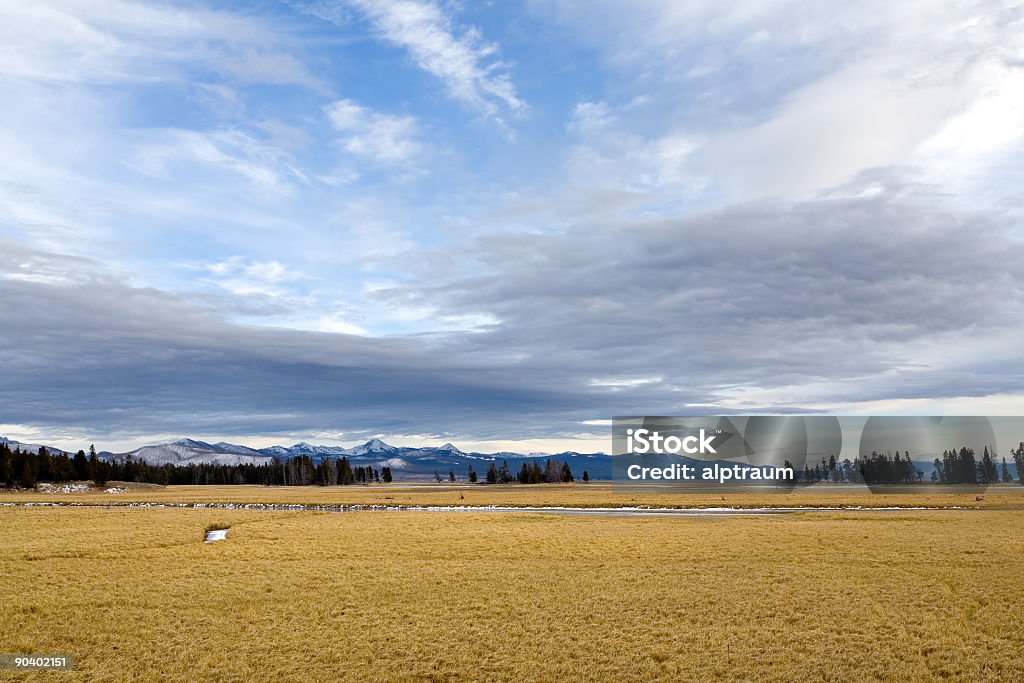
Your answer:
437;442;462;453
171;438;212;449
343;438;397;455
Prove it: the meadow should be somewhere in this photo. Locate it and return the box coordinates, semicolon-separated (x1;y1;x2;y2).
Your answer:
2;495;1023;681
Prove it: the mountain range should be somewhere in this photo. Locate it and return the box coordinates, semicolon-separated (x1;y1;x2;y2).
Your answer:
0;436;71;457
7;435;1018;483
96;437;612;480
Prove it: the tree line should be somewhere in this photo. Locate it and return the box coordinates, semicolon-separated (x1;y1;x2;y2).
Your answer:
792;444;1023;485
0;442;590;488
5;439;1021;488
0;443;398;488
465;458;582;485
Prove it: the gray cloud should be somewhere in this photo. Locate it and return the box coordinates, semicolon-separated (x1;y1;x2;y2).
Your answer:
5;182;1024;443
384;180;1024;408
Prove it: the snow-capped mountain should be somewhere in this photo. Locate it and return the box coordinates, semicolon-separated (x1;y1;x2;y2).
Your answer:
342;438;398;456
114;439;275;467
97;436;612;479
0;436;71;457
213;442;265;457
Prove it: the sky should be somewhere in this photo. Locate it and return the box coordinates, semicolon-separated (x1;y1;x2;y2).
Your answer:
2;0;1024;454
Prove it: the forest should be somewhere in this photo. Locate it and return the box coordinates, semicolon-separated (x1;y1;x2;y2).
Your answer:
2;441;1022;488
0;442;585;488
792;444;1021;484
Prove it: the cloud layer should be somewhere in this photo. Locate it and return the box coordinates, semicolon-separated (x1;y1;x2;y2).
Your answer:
2;0;1024;449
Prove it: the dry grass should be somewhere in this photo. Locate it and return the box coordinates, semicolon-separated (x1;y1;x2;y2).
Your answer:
2;481;1023;510
2;506;1023;681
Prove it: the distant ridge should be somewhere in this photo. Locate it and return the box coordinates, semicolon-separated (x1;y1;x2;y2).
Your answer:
99;437;612;480
0;436;71;457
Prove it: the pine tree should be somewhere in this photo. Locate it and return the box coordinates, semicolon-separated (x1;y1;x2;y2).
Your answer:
1001;458;1013;483
337;457;354;485
1013;443;1024;486
0;443;12;486
93;458;108;487
467;465;477;483
980;447;996;484
582;470;589;483
485;463;498;484
20;459;35;488
73;450;89;480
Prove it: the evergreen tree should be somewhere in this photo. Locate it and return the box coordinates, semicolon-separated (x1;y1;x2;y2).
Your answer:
337;457;354;485
448;470;456;483
582;470;589;483
93;457;108;487
485;463;498;484
381;466;393;483
467;465;477;483
960;447;978;484
980;447;996;484
1001;458;1013;483
70;450;86;480
0;443;12;486
544;458;560;483
1013;443;1024;486
20;459;35;488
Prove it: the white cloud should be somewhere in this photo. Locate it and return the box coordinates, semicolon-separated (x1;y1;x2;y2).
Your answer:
0;0;320;88
566;101;613;135
324;99;421;164
344;0;525;121
536;0;1024;202
565;101;702;196
200;256;312;298
128;129;308;193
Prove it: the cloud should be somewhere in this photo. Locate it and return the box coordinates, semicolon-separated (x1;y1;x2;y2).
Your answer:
341;0;525;121
6;184;1024;444
0;0;321;89
536;0;1024;200
384;180;1024;412
324;99;421;164
565;105;702;195
4;0;1024;453
198;256;312;298
0;240;572;440
128;129;309;194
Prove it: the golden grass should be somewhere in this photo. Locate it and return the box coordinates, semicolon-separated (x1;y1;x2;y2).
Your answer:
2;481;1023;510
2;506;1023;681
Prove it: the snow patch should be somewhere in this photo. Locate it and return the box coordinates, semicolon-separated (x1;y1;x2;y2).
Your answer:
36;482;91;494
204;529;229;542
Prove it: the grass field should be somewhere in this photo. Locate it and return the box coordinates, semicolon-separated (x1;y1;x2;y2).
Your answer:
2;498;1023;681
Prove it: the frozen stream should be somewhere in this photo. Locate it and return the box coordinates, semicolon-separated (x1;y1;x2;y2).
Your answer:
2;501;964;516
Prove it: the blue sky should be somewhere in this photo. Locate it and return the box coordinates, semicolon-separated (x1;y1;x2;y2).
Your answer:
3;0;1024;453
